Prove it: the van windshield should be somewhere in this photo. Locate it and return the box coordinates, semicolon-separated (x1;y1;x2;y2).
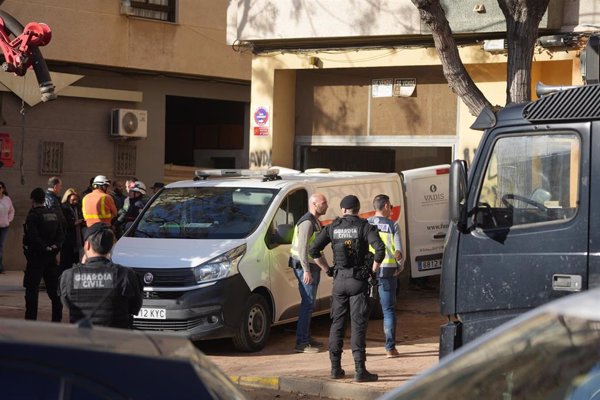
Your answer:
128;187;278;239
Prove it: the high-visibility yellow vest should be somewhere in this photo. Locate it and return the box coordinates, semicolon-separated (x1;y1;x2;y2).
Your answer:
368;216;398;267
82;189;117;227
369;230;396;266
290;212;320;264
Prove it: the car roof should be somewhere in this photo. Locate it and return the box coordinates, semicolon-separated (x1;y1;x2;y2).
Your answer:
380;287;600;400
0;317;196;360
165;170;399;190
0;318;246;400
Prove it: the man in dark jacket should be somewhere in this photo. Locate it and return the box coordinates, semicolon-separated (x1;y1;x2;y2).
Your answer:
44;176;65;227
59;222;143;328
23;187;64;322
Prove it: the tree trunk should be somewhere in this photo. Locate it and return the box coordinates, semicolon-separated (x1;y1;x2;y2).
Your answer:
411;0;491;116
498;0;550;104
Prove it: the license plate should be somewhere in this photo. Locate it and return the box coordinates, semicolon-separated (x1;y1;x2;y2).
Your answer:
134;307;166;320
418;259;442;271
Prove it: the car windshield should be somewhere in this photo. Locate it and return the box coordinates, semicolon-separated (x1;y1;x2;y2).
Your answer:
128;187;278;239
390;312;600;400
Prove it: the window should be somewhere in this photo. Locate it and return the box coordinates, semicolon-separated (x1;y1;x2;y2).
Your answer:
114;143;137;177
131;187;278;239
266;189;307;248
128;0;176;22
40;141;63;175
272;190;308;228
475;133;580;229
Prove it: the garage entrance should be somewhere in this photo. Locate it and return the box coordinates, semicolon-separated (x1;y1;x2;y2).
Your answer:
165;96;249;168
299;145;452;174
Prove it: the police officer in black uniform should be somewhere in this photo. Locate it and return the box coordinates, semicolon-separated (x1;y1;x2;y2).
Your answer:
23;187;64;322
310;195;386;382
59;222;142;328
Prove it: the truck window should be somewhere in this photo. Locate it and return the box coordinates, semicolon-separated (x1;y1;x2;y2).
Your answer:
476;133;580;229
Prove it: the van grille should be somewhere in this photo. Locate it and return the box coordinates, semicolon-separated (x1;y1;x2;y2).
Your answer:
133;268;196;287
143;291;184;300
523;84;600;121
133;317;204;332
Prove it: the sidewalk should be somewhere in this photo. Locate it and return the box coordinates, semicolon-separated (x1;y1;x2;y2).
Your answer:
0;271;443;399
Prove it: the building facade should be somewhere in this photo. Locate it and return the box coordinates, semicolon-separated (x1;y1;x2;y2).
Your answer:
0;0;252;269
227;0;597;171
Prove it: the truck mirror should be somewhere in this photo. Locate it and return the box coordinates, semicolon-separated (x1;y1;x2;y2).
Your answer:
449;160;468;230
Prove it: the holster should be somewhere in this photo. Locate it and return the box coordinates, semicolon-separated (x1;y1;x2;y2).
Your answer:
288;257;301;269
353;266;371;281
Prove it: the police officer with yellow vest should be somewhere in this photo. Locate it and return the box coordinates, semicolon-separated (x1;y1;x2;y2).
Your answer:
310;195;385;382
59;222;142;328
289;193;329;353
368;194;403;358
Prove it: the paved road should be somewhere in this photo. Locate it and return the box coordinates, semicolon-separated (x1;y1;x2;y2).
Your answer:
0;271;444;399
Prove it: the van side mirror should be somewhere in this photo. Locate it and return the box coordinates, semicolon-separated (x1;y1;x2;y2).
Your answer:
449;160;468;231
272;224;294;245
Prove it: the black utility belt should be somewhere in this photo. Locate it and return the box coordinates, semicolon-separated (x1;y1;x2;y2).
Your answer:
334;265;371;281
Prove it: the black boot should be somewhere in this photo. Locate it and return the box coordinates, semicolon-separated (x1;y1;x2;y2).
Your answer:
354;361;378;382
330;352;345;379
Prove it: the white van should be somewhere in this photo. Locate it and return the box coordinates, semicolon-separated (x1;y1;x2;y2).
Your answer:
112;168;404;351
401;165;450;278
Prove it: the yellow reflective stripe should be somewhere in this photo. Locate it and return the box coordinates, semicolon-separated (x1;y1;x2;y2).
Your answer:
100;196;107;218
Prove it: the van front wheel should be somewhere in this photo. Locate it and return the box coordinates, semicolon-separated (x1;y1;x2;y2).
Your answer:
233;294;271;352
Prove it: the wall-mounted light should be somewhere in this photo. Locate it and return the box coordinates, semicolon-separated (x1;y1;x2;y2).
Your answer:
537;34;578;49
309;56;322;68
483;39;507;53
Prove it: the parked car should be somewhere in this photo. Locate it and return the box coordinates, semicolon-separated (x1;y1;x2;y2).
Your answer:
0;318;246;400
380;287;600;400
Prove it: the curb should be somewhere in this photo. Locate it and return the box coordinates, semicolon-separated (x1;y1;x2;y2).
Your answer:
230;375;387;400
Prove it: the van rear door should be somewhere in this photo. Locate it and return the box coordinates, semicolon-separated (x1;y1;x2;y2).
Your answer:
402;165;450;278
455;124;590;344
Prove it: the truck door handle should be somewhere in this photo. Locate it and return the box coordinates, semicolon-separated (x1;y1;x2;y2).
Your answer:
552;274;582;292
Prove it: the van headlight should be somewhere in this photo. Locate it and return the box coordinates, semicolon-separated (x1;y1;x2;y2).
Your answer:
192;244;246;283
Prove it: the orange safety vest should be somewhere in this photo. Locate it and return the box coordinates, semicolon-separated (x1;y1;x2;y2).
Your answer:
82;189;118;227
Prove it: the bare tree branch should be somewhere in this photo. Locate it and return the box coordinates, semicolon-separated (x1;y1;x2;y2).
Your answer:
411;0;491;116
498;0;551;104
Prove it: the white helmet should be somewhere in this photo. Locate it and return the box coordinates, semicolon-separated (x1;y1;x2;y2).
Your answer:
130;181;147;195
92;175;111;187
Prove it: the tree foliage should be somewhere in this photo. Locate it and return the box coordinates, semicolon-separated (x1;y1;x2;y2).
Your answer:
411;0;550;116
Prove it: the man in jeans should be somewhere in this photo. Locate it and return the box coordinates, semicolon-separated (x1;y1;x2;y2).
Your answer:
289;193;329;353
368;194;403;358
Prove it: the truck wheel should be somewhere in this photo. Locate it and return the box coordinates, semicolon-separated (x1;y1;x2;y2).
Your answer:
232;294;271;352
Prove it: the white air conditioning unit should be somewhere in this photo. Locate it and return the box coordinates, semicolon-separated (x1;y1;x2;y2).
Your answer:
111;108;147;139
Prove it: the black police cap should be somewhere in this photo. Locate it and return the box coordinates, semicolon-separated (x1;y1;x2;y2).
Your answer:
30;187;45;203
340;195;360;209
83;222;111;242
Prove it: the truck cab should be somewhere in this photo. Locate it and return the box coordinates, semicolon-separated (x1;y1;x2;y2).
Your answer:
440;83;600;357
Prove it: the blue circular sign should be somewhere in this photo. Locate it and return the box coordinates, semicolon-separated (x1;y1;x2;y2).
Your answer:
254;107;269;126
